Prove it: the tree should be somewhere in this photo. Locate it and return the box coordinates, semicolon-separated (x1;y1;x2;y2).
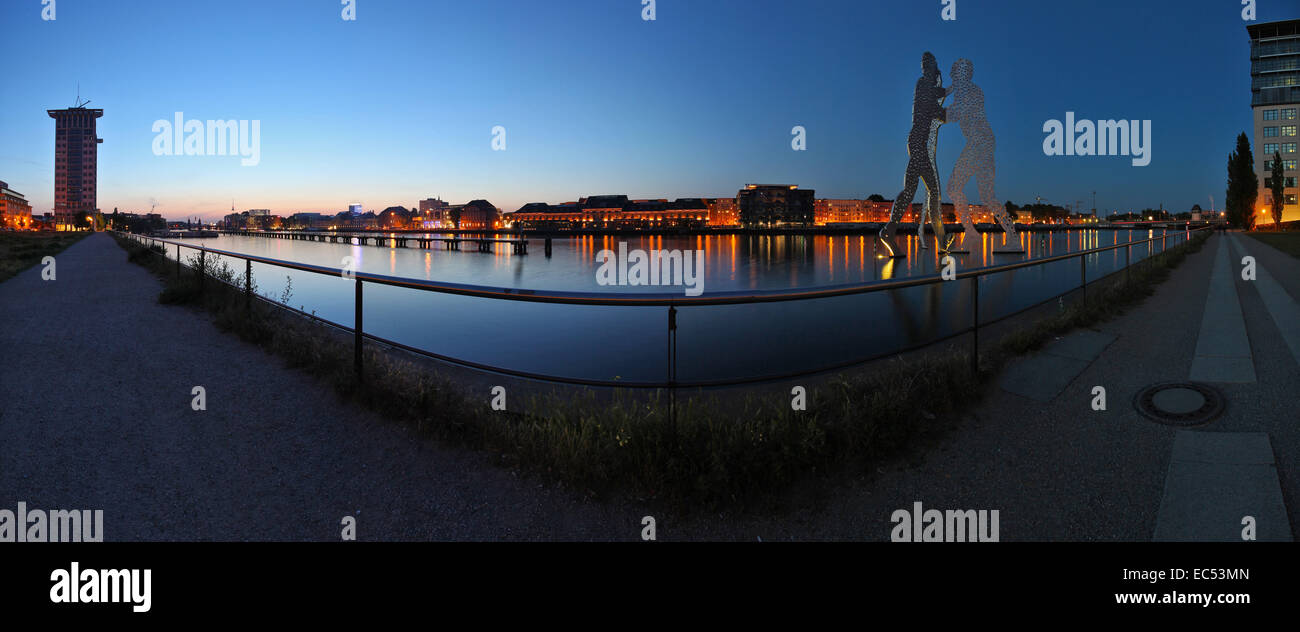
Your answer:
1225;132;1258;230
1270;150;1285;230
867;193;885;202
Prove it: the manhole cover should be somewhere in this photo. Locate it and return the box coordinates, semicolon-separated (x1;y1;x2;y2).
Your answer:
1133;382;1225;426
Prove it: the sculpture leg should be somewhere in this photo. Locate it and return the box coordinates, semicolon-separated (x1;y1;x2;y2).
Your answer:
979;150;1023;253
947;153;977;253
879;176;918;258
921;168;948;251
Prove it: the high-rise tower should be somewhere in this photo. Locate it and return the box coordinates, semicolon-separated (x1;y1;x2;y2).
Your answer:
47;101;103;230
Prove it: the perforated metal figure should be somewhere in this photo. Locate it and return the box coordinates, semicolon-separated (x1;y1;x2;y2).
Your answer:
943;58;1020;254
879;52;948;257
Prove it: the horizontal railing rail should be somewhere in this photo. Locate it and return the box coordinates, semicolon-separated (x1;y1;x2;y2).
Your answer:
116;226;1210;389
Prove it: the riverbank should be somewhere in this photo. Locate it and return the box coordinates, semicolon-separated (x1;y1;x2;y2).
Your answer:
1;231;1218;539
110;229;1209;510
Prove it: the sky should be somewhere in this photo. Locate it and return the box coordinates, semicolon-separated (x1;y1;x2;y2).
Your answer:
0;0;1290;220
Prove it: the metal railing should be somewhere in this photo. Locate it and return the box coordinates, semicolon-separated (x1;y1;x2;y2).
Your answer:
117;226;1210;389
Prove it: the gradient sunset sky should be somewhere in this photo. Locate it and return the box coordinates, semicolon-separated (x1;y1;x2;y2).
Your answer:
0;0;1289;220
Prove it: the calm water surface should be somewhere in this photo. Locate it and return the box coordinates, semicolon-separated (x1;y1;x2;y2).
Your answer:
168;229;1189;384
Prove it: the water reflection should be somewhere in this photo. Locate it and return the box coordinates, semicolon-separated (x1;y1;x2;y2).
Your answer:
170;228;1186;383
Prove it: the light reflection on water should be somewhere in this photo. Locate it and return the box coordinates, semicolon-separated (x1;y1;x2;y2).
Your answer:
171;229;1186;383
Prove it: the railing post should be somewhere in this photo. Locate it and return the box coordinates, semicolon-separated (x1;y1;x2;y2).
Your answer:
176;243;180;277
354;278;364;383
667;305;677;432
199;249;206;294
970;276;979;376
1125;242;1130;285
1080;254;1086;306
245;259;252;313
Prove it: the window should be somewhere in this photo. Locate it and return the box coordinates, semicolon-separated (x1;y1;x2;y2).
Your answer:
1265;143;1279;154
1287;143;1299;154
1284;108;1299;120
1287;160;1299;171
1287;194;1298;205
1286;177;1298;188
1265;126;1279;137
1265;160;1275;170
1285;126;1299;136
1264;110;1279;120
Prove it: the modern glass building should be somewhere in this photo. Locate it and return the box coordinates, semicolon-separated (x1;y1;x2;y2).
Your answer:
1249;19;1300;224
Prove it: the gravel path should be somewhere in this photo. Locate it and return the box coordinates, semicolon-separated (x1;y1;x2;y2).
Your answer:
0;234;637;540
5;231;1286;541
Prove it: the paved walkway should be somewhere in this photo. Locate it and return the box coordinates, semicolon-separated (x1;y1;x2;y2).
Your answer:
705;230;1299;541
0;234;633;540
3;231;1297;540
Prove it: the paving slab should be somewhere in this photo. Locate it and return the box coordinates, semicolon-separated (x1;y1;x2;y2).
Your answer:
998;330;1115;402
1229;233;1300;369
1189;236;1256;383
1152;431;1292;542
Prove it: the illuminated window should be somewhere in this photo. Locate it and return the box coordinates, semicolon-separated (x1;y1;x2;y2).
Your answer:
1285;126;1299;136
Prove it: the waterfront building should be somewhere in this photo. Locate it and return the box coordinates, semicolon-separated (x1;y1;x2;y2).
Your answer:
506;197;708;230
454;200;501;230
417;197;451;228
0;181;34;230
737;184;815;227
1249;19;1300;224
379;206;413;230
705;197;739;227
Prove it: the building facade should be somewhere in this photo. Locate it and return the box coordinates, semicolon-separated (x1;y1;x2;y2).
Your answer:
416;198;451;228
47;106;103;230
507;196;708;230
0;181;34;230
454;200;501;230
737;184;815;227
1249;19;1300;224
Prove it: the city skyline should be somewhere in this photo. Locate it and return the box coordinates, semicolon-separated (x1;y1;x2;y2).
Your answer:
1;0;1290;220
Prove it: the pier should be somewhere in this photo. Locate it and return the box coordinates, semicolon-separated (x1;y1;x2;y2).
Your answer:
219;230;529;254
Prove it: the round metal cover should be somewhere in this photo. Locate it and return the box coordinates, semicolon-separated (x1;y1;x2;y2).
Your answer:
1133;382;1224;426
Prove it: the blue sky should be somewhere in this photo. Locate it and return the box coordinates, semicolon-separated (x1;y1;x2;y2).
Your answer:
0;0;1289;220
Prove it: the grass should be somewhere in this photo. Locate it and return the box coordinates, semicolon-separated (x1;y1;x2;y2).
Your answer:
0;231;89;283
111;229;1211;509
1244;230;1300;258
